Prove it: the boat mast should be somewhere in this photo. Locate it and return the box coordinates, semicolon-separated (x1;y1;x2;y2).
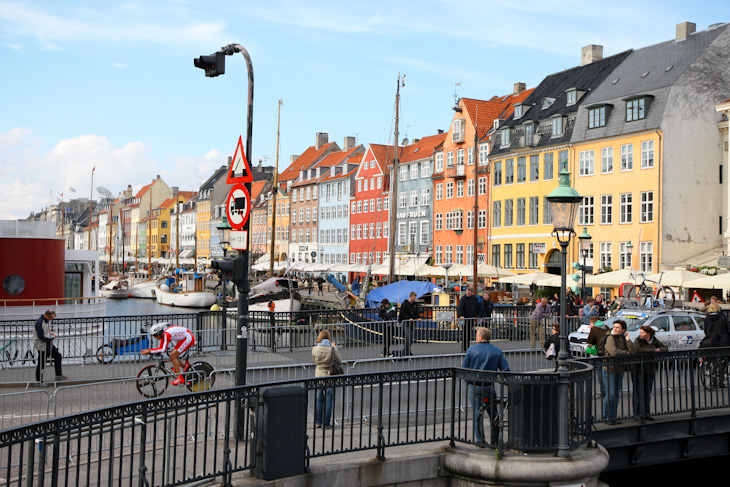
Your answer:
388;73;405;284
148;195;153;278
269;99;282;278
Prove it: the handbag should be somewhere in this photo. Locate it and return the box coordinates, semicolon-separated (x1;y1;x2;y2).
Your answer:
329;348;344;375
545;342;556;359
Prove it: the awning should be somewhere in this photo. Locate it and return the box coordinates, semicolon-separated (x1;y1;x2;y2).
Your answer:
667;246;725;268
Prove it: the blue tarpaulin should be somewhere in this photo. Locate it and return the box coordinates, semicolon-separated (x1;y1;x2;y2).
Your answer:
365;281;443;308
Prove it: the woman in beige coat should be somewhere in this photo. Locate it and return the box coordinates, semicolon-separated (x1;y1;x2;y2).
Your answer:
312;330;342;428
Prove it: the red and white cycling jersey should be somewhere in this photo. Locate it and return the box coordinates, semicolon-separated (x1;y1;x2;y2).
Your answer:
148;326;195;354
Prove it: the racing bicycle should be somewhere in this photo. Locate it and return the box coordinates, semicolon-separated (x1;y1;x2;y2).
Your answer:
135;353;215;398
626;272;676;308
698;355;729;391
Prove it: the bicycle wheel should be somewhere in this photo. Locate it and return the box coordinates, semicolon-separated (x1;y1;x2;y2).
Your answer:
655;286;676;308
186;362;215;392
136;364;170;398
626;285;650;306
700;359;718;391
96;345;116;364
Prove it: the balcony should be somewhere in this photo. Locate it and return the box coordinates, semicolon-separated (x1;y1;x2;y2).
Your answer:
445;164;467;179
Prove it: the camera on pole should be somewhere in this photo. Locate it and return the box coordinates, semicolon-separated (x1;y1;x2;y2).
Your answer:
211;257;245;287
194;52;225;77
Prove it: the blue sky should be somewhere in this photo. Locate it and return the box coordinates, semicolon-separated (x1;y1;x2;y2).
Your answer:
1;0;726;219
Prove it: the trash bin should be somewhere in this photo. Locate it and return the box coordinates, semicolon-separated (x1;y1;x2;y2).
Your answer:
508;382;559;450
250;385;307;480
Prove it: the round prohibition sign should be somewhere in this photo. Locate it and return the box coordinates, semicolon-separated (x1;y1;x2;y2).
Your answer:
226;183;251;230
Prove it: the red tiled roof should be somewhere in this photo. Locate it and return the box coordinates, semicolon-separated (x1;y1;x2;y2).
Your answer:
250;180;267;200
369;143;402;174
400;133;447;163
461;98;511;140
278;141;338;182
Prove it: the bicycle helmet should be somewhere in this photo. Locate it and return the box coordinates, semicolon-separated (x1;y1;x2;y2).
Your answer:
149;323;168;337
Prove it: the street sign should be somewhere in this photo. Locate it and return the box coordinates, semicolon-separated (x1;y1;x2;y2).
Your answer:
226;136;253;184
226;183;251;231
229;230;248;251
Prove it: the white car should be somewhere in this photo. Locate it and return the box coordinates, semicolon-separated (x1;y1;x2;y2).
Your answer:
569;308;706;353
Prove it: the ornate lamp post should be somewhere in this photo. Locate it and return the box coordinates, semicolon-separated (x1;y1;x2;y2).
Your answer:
546;163;583;458
578;226;592;303
217;215;232;258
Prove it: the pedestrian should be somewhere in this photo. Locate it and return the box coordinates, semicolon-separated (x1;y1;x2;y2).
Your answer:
379;299;397;356
34;310;66;383
312;330;342;428
530;298;551;349
457;287;480;352
632;325;667;422
461;327;510;445
317;277;324;296
602;319;635;424
594;294;607;317
481;292;494;319
543;323;560;370
701;303;730;348
399;291;420;356
582;298;598;324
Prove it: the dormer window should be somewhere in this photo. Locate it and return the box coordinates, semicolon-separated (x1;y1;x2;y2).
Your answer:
550;115;564;137
625;95;652;122
452;118;465;143
566;88;578;106
514;104;524;119
542;97;555;109
523;123;534;146
500;128;511;147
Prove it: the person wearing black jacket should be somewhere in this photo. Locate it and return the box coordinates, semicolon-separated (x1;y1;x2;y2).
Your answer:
702;303;730;348
399;292;419;355
379;299;398;356
457;287;480;352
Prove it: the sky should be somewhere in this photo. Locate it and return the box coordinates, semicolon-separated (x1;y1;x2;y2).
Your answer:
1;0;727;220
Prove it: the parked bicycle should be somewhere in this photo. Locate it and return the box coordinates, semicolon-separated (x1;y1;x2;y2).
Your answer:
135;352;215;398
626;272;676;308
0;338;35;368
698;355;729;391
96;325;150;364
476;392;507;447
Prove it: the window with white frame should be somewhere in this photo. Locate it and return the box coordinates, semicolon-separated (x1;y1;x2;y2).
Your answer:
479;144;488;165
398;192;407;209
446;182;454;199
445;245;453;263
505;159;514;184
370;199;375;212
478;176;487;195
457;149;465;166
639;241;653;273
468;147;475;165
620;193;633;224
376;222;381;238
493;161;502;186
435;245;442;264
641;140;654;168
478;209;487;229
435;152;444;172
435;213;443;231
551;116;563;137
452;118;465;142
619;241;632;269
543;152;554;180
578;196;594;225
467;245;474;266
600;242;612;272
409;190;418;207
456;180;464;198
579;150;595;176
517;157;527;183
601;147;613;173
447;151;454;168
505;199;514;226
500;129;510;147
466;211;474;229
420;221;429;246
621;144;633;171
421;188;430;206
601;195;613;224
492;201;501;227
398;222;407;246
467;179;474;197
456;245;464;265
399;165;408;181
640;191;654;223
436;183;443;200
421;161;431;178
529;196;539;225
530;155;539;181
410;164;418;180
516;198;526;226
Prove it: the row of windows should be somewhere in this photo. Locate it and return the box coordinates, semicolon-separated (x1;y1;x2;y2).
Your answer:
350;196;389;214
578;140;654;176
350;223;390;241
434;210;487;231
433;245;483;266
588;97;649;129
397;221;430;247
434;178;487;199
493;150;567;186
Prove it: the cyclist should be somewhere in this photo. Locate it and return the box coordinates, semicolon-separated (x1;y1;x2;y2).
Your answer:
141;323;196;386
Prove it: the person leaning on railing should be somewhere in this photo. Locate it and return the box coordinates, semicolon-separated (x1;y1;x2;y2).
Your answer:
461;327;510;445
312;329;342;428
602;320;635;425
33;310;66;383
530;298;551;349
631;325;667;423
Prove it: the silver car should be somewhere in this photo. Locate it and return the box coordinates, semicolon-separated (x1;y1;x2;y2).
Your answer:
569;308;706;353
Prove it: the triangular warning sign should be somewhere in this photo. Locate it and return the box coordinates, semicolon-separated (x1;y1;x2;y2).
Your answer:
691;291;704;303
227;136;253;184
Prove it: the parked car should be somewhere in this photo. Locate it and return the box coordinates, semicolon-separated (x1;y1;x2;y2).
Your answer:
569;308;705;353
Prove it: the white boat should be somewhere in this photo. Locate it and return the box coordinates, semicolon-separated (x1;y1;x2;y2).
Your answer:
128;280;157;299
247;277;302;313
155;273;218;308
100;279;129;299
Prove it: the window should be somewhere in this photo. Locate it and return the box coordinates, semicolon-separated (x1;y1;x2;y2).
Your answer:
456;245;464;265
524;124;534;146
467;178;474;197
445;245;453;263
600;195;613;224
619;241;632;269
435;152;444;172
447;151;454;168
516;244;525;269
478;176;487;195
467;210;474;229
435;246;442;264
492;201;501;227
493;161;502;186
435;213;443;231
409;190;418;207
530;155;539;181
588;106;606;128
543;196;552;225
505;199;514;226
398;222;407;246
399;165;408;181
478;209;487;229
517;157;526;183
504;244;513;268
505;159;514;184
566;89;577;105
456;180;464;198
457;149;465;166
626;98;646;122
500;129;510;147
579;150;595;176
420;221;429;246
446;182;454;199
601;147;613;173
639;241;653;273
516;198;526;226
551;116;563;137
620;193;633;224
529;197;539;225
528;244;539;269
640;191;654;223
421;188;430;206
421;161;431;178
479;144;488;165
398;192;407;209
468;147;475;165
578;196;594;225
543;152;554;180
452;118;465;143
410;164;418;180
621;144;633;171
436;183;443;200
641;140;655;168
514;105;523;118
600;242;612;271
492;245;501;267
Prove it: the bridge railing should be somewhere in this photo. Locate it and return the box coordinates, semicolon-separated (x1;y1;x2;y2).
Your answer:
0;363;593;487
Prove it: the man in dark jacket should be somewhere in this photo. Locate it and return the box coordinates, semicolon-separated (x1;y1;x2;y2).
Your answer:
480;292;494;319
602;320;635;424
399;292;420;355
632;325;667;422
379;299;397;356
702;303;730;348
33;310;66;383
457;287;480;352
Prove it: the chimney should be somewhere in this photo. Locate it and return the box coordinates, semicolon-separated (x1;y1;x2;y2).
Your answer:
315;132;329;150
580;45;603;66
343;136;356;150
171;187;179;197
290;155;299;164
676;22;696;41
228;156;232;166
513;82;526;95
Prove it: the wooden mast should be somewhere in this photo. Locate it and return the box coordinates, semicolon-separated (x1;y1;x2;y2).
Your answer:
387;74;405;284
269;99;282;277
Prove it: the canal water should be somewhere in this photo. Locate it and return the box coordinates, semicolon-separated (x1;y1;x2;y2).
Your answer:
105;298;203;317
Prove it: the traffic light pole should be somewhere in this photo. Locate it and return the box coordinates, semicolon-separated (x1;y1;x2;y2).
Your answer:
196;43;254;441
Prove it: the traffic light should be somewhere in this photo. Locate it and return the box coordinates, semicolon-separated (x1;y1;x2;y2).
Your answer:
212;257;245;287
194;52;225;77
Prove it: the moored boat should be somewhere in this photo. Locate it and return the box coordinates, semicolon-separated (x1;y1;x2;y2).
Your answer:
155;272;217;308
100;279;129;299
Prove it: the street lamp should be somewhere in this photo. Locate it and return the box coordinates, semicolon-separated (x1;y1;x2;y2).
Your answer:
546;163;582;458
217;215;232;257
578;226;592;303
441;262;453;296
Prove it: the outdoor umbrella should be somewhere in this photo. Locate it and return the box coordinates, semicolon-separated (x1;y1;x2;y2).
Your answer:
459;263;516;278
588;268;642;287
683;272;730;290
497;271;558;285
645;269;708;288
